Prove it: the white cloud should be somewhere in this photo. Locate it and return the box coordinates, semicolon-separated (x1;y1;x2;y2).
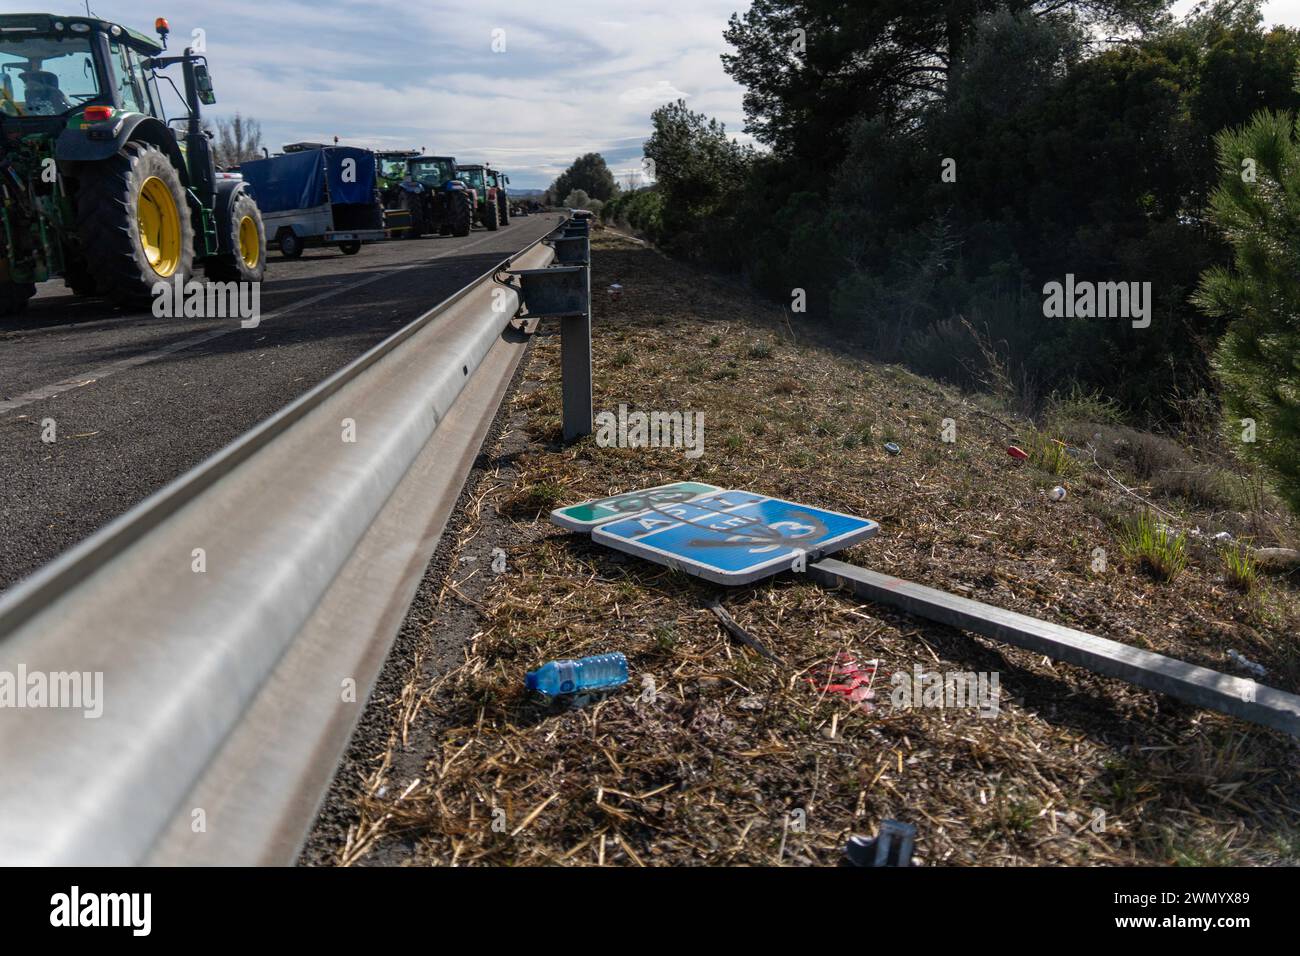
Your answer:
80;0;752;188
620;80;691;104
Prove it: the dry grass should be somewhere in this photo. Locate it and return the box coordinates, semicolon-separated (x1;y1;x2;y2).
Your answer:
335;234;1300;867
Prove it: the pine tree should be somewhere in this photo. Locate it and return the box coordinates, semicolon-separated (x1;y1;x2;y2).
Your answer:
1194;110;1300;512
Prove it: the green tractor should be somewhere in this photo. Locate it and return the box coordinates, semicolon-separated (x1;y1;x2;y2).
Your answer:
375;149;424;238
486;167;510;227
0;13;266;315
376;151;473;239
454;163;504;231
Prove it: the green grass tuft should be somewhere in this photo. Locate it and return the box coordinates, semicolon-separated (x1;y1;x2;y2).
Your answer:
1222;541;1257;593
1121;511;1188;582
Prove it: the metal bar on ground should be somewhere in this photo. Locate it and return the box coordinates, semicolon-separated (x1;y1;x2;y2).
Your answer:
807;558;1300;736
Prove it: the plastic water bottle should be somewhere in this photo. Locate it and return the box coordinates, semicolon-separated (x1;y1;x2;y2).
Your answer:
525;653;628;696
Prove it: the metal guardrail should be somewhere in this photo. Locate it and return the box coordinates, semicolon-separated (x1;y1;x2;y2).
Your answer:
0;221;574;865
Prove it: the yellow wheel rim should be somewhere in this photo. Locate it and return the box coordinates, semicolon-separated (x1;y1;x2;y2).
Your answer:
237;215;260;269
137;176;182;278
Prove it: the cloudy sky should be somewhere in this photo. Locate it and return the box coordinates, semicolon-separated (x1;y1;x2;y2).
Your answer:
72;1;1300;189
74;0;754;189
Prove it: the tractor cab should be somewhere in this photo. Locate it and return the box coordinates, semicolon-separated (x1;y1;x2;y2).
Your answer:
0;13;180;127
408;155;458;191
0;14;161;123
455;164;487;195
375;150;420;187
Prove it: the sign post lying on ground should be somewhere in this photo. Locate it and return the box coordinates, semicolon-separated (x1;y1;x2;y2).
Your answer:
807;558;1300;737
556;482;1300;737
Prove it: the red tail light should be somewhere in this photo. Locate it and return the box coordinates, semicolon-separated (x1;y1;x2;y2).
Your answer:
83;106;116;123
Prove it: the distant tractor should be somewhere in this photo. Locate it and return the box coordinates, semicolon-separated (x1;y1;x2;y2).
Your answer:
376;149;424;238
408;155;473;237
486;167;511;226
454;164;501;231
0;13;266;315
376;152;472;238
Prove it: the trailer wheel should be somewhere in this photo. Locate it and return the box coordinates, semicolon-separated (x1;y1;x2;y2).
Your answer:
278;230;304;259
0;281;36;316
75;141;195;308
206;192;267;283
338;241;362;255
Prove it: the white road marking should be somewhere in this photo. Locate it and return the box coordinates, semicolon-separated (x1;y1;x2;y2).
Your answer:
0;228;521;417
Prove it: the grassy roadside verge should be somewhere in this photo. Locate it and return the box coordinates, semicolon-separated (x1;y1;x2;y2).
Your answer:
334;231;1300;866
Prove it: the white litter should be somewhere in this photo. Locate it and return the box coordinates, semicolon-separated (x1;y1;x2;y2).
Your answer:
1227;649;1267;678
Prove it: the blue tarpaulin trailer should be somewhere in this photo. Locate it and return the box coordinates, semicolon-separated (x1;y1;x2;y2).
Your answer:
240;146;386;259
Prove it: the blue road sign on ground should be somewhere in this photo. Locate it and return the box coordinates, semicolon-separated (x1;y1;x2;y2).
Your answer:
591;489;879;585
550;481;721;531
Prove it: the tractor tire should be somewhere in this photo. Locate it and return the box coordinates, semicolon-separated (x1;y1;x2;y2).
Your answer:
63;257;98;296
75;140;195;309
338;241;362;255
205;191;267;284
0;281;36;316
482;196;499;232
279;230;305;259
452;192;472;237
439;224;452;236
400;192;426;238
498;194;510;226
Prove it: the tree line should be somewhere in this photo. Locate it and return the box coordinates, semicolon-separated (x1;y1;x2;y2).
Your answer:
603;0;1300;513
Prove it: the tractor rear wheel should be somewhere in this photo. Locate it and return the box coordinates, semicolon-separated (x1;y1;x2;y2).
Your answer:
75;141;195;308
452;192;472;237
498;194;510;226
400;191;426;238
483;196;499;232
206;191;267;283
0;281;36;316
63;257;98;296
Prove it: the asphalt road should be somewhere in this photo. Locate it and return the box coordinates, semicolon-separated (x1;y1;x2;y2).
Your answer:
0;212;565;593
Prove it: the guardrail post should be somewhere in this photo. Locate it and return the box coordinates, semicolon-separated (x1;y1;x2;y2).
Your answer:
511;217;593;442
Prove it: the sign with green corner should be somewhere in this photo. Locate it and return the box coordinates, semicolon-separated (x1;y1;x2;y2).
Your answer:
550;482;721;531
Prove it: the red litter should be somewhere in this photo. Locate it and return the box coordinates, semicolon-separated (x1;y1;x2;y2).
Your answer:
1007;445;1029;461
807;652;884;712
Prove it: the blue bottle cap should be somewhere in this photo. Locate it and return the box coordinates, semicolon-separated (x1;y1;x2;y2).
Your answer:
525;670;539;691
